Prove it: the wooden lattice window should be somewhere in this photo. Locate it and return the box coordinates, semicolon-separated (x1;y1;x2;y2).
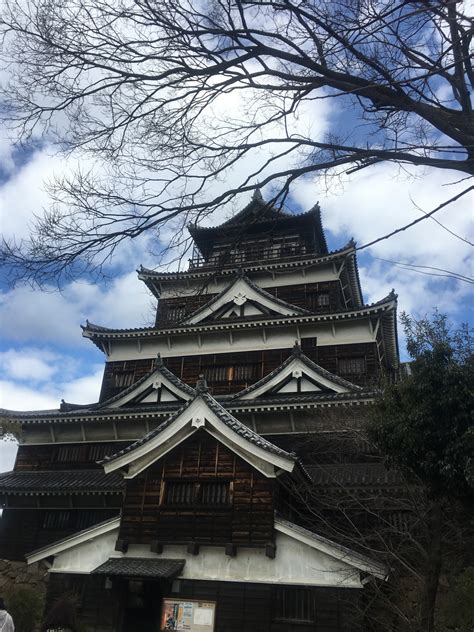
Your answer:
55;445;84;462
338;357;366;375
307;291;330;309
163;481;231;507
43;511;71;530
167;305;187;322
273;586;315;622
111;371;135;388
203;364;259;383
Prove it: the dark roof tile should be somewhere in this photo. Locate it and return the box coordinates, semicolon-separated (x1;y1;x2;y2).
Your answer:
92;557;185;578
0;470;124;494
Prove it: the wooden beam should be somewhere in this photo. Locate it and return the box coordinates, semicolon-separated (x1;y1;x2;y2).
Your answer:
150;541;163;554
187;542;199;556
115;539;128;553
225;543;237;558
265;543;276;559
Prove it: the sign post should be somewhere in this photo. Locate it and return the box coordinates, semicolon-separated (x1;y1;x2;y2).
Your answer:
160;598;216;632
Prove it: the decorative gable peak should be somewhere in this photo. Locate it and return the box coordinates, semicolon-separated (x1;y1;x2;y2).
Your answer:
232;345;362;400
182;274;309;325
101;391;297;479
98;357;195;409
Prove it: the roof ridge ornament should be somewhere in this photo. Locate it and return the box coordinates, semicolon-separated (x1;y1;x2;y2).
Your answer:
293;340;303;356
252;187;263;202
196;374;209;392
155;352;163;368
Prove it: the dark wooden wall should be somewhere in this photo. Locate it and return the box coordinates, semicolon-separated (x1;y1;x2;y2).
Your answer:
0;506;120;561
99;358;155;401
15;442;125;470
119;432;274;547
100;341;381;400
45;575;358;632
266;280;344;311
46;574;122;632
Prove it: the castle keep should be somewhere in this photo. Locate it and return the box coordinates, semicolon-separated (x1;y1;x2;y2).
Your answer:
0;192;399;631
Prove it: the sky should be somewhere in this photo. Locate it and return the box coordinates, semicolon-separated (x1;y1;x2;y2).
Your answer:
0;17;473;473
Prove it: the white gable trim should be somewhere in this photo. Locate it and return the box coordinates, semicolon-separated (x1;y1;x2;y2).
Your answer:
26;517;121;566
107;371;192;409
275;518;387;580
103;397;295;479
239;357;351;400
183;277;303;325
29;520;385;588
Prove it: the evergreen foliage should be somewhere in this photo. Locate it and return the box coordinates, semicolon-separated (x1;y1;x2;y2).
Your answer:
369;311;473;500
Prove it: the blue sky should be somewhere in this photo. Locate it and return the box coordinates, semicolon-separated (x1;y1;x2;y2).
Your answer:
1;95;473;473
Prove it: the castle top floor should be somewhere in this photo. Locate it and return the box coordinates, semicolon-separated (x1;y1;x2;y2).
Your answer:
187;191;327;271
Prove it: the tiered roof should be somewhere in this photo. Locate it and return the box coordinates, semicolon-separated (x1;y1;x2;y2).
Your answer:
188;190;328;259
0;350;378;425
138;240;362;305
81;291;398;368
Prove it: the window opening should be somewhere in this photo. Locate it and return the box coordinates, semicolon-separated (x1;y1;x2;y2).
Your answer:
111;371;135;388
338;357;366;374
43;511;71;530
203;364;259;383
273;586;315;622
307;291;330;309
164;481;230;506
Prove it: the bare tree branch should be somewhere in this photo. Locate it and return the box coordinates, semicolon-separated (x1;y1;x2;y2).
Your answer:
0;0;472;283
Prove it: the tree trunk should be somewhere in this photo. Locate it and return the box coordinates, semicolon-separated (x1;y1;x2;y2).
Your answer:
419;502;443;632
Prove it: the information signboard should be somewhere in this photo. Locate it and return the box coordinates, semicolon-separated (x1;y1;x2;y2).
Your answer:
160;598;216;632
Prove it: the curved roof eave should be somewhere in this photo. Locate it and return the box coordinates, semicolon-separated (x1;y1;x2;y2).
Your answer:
82;292;397;345
0;389;378;424
138;240;355;288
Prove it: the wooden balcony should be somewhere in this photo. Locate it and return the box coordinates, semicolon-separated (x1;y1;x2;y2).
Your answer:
189;241;310;270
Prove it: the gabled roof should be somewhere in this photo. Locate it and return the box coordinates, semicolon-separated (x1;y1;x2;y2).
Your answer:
26;513;387;585
97;355;195;409
101;385;297;479
274;517;387;580
26;516;121;565
188;191;328;258
181;274;309;325
82;291;397;344
231;344;361;401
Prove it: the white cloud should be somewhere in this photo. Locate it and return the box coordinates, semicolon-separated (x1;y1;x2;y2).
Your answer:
292;164;473;326
0;270;153;346
0;147;66;241
0;365;103;410
0;136;15;176
0;364;103;472
0;348;60;382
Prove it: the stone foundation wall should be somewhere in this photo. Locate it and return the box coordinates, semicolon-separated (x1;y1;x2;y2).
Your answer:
0;559;48;593
0;559;48;631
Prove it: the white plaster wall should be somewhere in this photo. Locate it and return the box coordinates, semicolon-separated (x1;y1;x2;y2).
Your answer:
105;319;375;361
49;529;362;588
157;264;340;299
